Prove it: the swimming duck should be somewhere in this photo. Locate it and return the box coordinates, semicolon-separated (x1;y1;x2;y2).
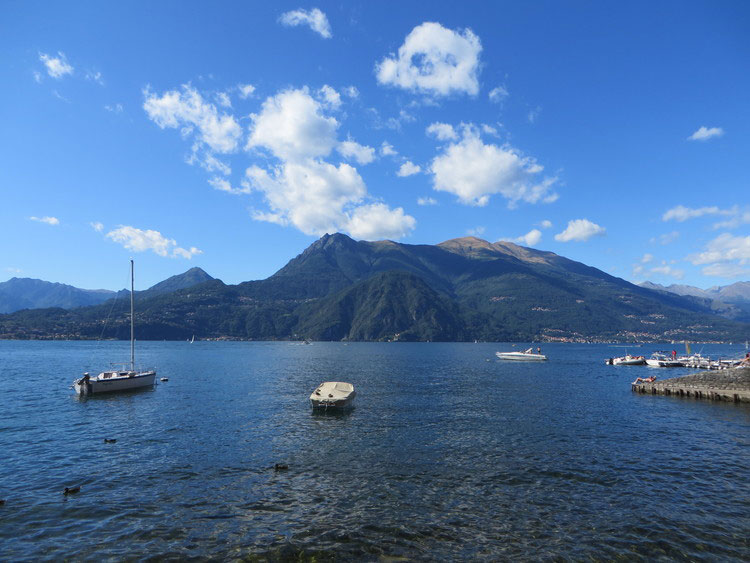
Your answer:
104;438;117;443
274;463;289;471
63;486;81;495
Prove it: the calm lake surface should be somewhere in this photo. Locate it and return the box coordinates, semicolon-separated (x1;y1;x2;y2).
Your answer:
1;341;748;561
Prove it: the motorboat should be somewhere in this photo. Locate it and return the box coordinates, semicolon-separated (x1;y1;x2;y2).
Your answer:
605;354;646;366
73;260;156;396
645;352;684;368
496;348;547;361
310;382;356;410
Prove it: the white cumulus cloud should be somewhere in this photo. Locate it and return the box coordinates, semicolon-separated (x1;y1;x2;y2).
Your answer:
690;233;750;266
318;85;341;109
380;141;397;157
488;85;509;104
662;205;734;222
106;226;202;259
247;87;338;161
514;229;542;246
688;126;724;141
238;84;255;99
29;216;60;225
554;219;605;242
279;8;332;39
208;177;250;195
417;196;437;206
90;221;104;232
700;263;750;278
429;126;558;207
713;210;750;230
245;87;415;240
337;138;376;165
397;161;421;177
426;122;457;141
375;22;481;97
345;203;415;240
143;84;242;154
245;159;414;239
39;52;73;79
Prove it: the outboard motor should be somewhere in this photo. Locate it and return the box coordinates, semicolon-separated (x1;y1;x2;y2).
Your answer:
78;373;92;396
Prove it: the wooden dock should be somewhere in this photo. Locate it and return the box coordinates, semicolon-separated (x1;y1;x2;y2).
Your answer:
632;369;750;403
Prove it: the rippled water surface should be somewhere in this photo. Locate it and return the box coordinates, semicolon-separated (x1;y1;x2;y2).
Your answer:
1;341;749;561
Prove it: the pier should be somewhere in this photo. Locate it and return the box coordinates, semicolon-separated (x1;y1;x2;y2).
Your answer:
632;369;750;403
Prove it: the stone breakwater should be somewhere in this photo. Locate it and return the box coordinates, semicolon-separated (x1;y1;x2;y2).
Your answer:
632;369;750;403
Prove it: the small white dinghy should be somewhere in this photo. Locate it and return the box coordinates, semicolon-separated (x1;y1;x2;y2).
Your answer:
310;382;356;410
496;348;547;361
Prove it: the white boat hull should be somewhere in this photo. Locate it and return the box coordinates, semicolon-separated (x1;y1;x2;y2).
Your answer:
645;359;684;368
309;381;356;410
496;352;547;361
606;355;646;365
74;371;156;396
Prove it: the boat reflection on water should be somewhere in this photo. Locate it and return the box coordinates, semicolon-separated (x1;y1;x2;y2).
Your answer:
72;384;156;402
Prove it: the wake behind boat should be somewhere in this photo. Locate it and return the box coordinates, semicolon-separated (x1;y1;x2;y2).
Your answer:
310;381;356;410
73;260;156;396
496;348;547;361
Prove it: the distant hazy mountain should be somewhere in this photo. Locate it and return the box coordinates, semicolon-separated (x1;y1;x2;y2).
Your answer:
0;267;213;313
709;281;750;302
0;278;116;314
640;280;750;302
3;234;748;342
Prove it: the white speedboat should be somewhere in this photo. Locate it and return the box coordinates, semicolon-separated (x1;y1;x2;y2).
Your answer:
645;352;684;368
73;260;156;396
496;348;547;361
605;354;646;366
310;382;356;410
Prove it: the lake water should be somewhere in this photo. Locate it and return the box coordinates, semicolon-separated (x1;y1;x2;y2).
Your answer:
1;341;748;561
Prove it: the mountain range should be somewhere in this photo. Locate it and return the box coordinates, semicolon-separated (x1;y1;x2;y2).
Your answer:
639;280;750;302
1;234;748;342
639;280;750;323
0;267;213;313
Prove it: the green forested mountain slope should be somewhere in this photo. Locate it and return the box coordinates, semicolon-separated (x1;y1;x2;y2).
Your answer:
1;234;747;342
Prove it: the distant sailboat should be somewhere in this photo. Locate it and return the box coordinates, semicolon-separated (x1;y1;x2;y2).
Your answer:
190;334;195;344
73;260;156;395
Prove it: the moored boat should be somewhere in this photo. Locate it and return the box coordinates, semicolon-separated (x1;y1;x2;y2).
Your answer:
72;260;156;396
645;352;684;368
496;348;547;361
310;381;356;410
605;354;646;366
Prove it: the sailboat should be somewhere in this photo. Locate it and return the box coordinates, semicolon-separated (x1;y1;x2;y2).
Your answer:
73;260;156;396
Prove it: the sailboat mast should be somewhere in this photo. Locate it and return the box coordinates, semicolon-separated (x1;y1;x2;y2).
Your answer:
130;259;135;371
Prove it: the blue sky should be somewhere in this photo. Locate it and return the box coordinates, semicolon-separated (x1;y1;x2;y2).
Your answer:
2;1;749;290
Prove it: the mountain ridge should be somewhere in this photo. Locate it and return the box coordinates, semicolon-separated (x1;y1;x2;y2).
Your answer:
0;267;214;313
1;234;748;342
